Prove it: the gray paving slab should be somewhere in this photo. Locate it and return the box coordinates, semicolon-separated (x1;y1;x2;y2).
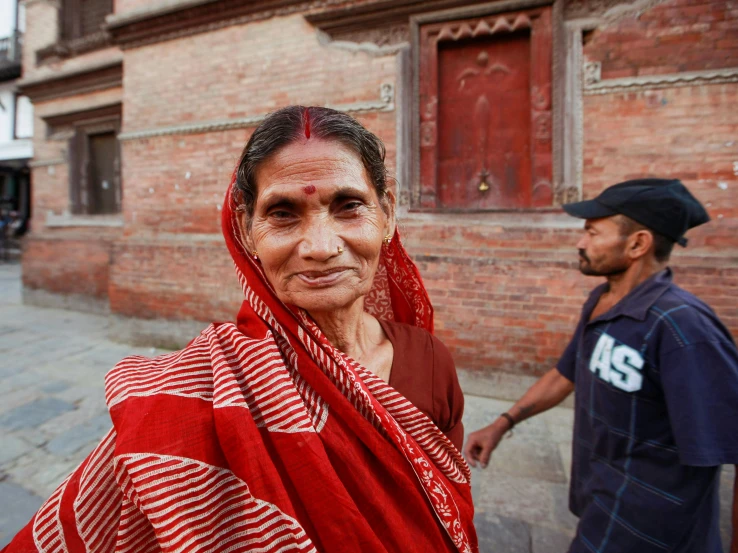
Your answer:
0;397;76;430
45;413;111;456
0;482;43;548
0;434;32;465
721;465;735;549
530;524;575;553
474;512;531;553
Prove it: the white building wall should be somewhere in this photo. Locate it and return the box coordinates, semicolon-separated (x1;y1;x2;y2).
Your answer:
0;0;18;38
15;94;31;138
0;84;32;160
0;0;33;162
0;86;14;143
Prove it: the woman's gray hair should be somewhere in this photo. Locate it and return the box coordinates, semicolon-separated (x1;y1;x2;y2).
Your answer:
234;106;390;221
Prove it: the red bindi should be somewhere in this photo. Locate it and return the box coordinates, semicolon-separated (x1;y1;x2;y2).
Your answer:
303;185;316;195
303;108;311;139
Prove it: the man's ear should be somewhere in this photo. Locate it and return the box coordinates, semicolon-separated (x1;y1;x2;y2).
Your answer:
628;230;654;260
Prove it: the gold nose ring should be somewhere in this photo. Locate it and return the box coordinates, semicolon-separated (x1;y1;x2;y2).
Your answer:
337;246;344;254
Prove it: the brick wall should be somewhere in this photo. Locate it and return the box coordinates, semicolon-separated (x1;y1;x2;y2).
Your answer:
21;0;58;73
121;16;396;132
22;232;118;298
400;218;590;375
583;0;738;79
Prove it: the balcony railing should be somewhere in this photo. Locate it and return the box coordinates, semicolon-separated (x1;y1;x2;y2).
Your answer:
0;31;22;79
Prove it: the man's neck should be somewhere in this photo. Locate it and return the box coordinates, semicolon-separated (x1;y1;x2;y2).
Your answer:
604;260;668;304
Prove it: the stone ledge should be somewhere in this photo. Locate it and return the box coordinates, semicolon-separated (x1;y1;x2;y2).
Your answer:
18;58;123;103
584;67;738;95
45;213;124;228
118;84;395;141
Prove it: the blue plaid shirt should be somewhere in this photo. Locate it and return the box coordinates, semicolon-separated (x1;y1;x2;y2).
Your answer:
557;269;738;553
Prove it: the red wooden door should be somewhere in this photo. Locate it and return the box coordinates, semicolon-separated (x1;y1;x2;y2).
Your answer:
437;32;531;209
417;8;553;210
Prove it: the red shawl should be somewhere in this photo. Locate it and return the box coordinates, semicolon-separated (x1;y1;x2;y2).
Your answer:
4;177;477;553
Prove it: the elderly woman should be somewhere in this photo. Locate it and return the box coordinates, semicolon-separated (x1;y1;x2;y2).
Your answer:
3;106;477;553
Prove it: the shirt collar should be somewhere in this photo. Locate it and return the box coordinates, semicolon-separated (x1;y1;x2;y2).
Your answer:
584;268;674;324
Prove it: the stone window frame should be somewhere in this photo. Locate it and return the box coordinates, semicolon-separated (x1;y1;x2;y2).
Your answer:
406;0;581;212
44;103;122;216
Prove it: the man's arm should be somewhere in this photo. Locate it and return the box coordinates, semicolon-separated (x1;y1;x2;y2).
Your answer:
732;466;738;553
463;367;574;468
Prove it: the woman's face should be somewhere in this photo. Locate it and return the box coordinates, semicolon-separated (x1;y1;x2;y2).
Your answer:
246;138;394;314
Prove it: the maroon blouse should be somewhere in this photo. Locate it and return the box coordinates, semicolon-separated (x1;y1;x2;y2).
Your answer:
379;320;465;450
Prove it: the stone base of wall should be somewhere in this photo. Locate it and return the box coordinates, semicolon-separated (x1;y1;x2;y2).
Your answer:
108;314;212;351
457;367;576;408
22;287;110;315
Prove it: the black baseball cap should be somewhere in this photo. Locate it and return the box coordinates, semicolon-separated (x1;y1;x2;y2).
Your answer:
562;178;710;246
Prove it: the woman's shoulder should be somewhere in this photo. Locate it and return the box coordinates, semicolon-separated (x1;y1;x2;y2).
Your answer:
380;320;464;445
379;319;455;372
105;323;240;408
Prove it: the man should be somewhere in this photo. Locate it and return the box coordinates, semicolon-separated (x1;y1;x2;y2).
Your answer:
464;178;738;553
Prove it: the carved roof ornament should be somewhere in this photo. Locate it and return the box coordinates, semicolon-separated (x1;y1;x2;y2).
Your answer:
434;13;532;42
306;0;536;47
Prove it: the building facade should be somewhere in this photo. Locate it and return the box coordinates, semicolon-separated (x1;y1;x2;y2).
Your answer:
0;0;32;256
18;0;738;393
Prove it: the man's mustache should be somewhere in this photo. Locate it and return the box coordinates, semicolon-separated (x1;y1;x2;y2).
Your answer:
578;249;590;263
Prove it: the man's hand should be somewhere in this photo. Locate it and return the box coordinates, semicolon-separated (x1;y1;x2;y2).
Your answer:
463;368;574;469
463;418;511;468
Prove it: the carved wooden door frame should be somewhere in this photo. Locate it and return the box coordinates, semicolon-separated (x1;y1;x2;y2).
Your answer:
409;0;568;212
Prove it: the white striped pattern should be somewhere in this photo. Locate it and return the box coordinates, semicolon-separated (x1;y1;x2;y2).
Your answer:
104;321;328;435
357;364;469;484
236;274;330;432
297;323;378;428
105;334;215;408
296;320;474;551
113;453;317;553
297;317;469;485
73;429;122;553
208;324;323;433
113;499;159;553
32;475;72;553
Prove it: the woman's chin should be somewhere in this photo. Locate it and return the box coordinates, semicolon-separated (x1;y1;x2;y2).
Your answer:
283;286;367;315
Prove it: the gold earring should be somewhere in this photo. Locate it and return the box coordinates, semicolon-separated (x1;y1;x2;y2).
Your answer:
337;246;344;254
251;250;258;260
383;234;392;245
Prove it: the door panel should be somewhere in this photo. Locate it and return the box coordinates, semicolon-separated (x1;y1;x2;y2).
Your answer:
437;32;532;209
88;132;119;215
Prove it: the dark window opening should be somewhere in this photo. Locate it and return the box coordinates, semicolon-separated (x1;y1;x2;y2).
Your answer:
86;131;119;214
61;0;113;41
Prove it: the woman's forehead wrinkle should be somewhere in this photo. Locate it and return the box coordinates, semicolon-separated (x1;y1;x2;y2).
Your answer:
260;154;360;181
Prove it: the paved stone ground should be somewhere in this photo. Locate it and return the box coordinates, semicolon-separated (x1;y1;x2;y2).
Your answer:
0;262;734;551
